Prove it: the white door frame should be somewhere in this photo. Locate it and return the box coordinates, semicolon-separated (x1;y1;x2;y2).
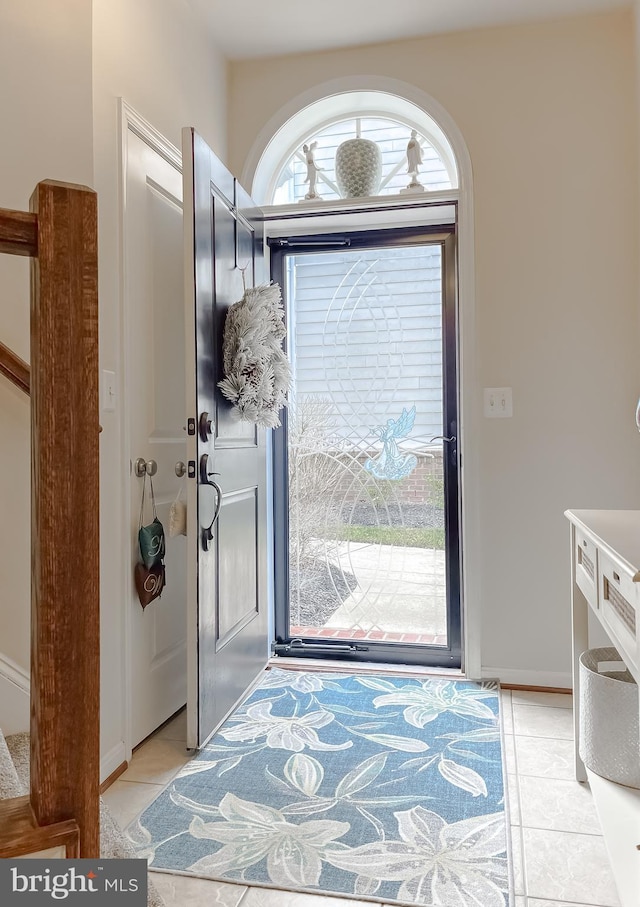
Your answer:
117;99;183;760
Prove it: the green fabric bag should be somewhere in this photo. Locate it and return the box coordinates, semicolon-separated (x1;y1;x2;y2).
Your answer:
138;473;165;568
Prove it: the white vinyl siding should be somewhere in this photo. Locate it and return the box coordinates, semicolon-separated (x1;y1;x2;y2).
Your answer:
287;244;443;449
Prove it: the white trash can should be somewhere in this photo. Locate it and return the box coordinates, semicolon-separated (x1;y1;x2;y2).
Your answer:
579;646;640;789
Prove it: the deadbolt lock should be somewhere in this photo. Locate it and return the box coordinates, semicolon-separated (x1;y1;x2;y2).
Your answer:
199;411;213;441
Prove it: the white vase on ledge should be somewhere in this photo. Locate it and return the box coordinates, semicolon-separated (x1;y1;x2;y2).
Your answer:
335;132;382;199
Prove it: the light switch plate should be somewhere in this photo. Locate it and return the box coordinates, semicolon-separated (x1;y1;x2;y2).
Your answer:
484;387;512;418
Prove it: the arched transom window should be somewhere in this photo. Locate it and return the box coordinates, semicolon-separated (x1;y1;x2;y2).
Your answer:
250;91;459;207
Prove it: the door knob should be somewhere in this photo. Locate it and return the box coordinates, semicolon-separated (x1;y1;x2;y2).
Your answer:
428;435;456;443
134;458;157;477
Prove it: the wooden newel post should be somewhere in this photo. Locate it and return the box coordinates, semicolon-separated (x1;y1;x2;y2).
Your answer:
29;181;100;857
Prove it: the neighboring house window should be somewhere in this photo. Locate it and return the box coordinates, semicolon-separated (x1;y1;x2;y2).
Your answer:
251;91;459;206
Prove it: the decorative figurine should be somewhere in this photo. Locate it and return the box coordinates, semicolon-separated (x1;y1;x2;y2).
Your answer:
402;130;426;193
302;141;321;200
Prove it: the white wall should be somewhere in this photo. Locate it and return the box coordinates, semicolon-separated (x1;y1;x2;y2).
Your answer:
0;0;94;674
634;1;640;326
92;0;228;773
229;10;640;685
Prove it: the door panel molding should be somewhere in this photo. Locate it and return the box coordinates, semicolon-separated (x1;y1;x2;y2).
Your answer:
216;487;260;646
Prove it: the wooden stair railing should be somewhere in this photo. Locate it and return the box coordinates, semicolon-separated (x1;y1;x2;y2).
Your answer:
0;340;30;395
0;207;37;256
0;181;99;858
0;797;79;859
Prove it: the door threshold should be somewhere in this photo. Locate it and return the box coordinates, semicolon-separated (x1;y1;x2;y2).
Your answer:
268;655;465;680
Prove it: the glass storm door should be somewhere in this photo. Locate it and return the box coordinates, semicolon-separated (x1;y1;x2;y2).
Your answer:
271;227;461;668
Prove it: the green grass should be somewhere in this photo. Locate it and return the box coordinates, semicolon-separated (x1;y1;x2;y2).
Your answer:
328;524;445;550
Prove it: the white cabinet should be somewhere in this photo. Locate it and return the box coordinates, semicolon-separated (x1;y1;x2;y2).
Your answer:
566;510;640;907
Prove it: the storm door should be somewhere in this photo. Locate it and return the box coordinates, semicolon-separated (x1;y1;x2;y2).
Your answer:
271;227;461;668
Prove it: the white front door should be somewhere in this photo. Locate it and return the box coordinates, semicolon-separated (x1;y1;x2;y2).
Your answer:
125;121;187;747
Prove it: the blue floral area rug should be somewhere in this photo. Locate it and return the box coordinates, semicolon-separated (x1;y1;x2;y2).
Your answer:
128;669;512;906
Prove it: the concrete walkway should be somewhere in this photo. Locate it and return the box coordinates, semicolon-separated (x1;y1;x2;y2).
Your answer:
318;541;447;638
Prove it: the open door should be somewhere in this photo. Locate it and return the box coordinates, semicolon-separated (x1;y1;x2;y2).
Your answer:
183;128;269;749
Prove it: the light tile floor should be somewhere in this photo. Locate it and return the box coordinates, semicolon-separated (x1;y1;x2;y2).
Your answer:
102;688;622;907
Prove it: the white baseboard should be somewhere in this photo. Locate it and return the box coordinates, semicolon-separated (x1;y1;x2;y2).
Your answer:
482;666;573;689
100;741;127;785
0;652;30;734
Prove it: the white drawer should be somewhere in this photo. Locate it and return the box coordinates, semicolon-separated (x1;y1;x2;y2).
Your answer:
599;551;638;667
575;530;598;610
